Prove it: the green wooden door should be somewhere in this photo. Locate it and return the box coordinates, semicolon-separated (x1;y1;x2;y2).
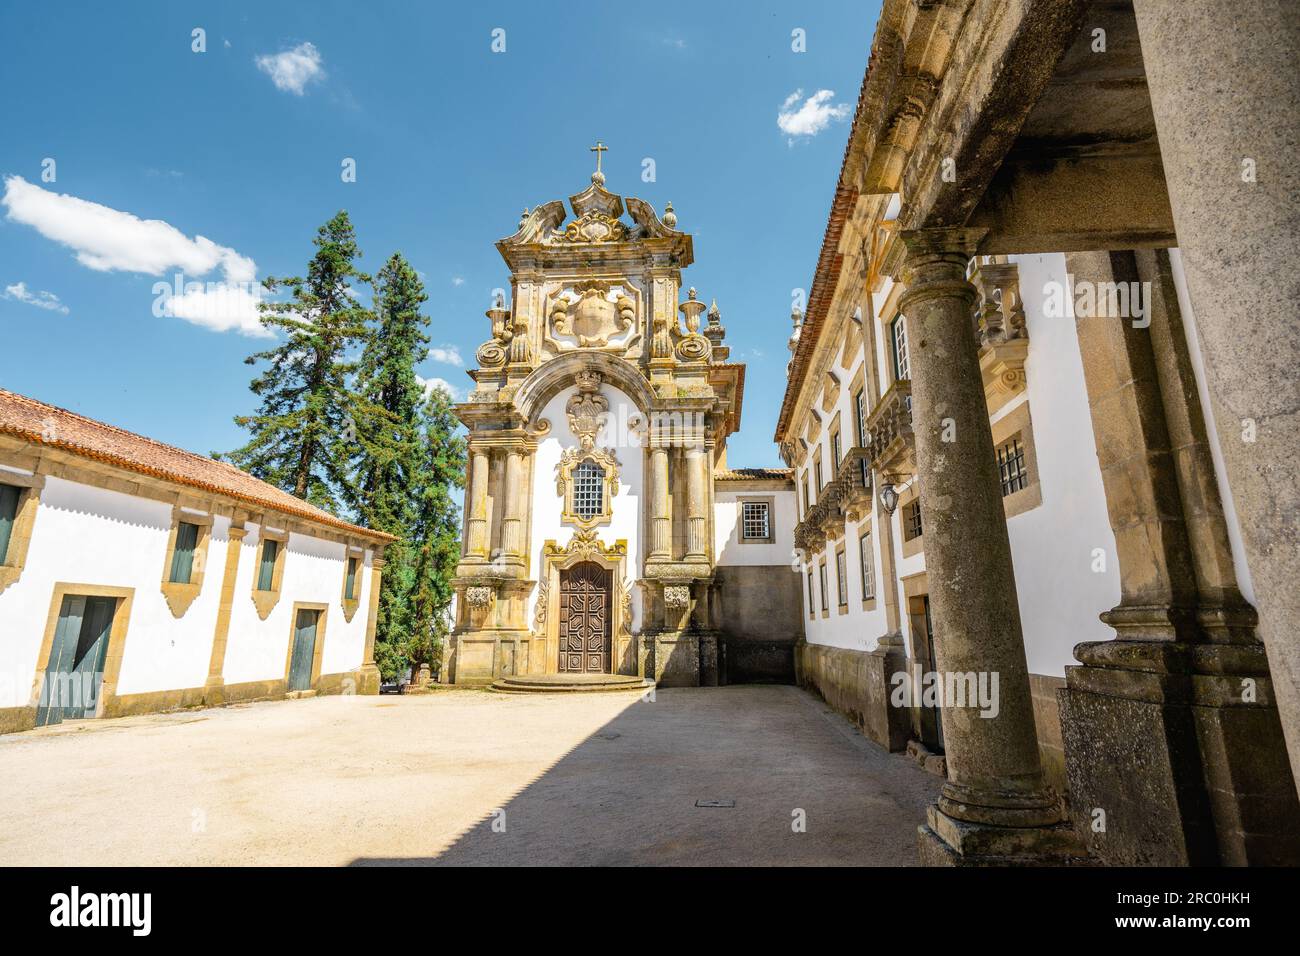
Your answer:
36;595;116;726
288;608;319;692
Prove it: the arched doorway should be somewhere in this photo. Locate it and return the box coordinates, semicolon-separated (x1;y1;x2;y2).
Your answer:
558;561;612;674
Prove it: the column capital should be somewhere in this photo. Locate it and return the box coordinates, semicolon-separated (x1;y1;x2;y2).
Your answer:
898;226;987;261
898;227;986;314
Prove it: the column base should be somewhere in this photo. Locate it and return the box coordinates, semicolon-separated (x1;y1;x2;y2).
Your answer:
652;631;700;687
918;804;1087;867
354;663;381;696
202;677;225;707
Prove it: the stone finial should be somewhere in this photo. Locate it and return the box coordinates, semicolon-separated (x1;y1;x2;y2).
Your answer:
662;201;677;228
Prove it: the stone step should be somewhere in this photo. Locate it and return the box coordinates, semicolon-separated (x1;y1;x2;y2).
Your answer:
490;674;656;694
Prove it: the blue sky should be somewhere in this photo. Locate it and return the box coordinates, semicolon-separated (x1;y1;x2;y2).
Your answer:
0;1;878;469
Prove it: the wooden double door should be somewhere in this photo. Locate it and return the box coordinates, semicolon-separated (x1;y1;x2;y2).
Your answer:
37;595;117;726
558;561;612;674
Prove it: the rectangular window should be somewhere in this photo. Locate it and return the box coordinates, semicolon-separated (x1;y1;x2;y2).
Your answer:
741;501;771;541
573;460;605;519
831;431;842;478
803;472;811;510
257;538;279;591
807;569;815;619
169;521;200;584
902;500;923;541
860;531;875;600
345;556;358;600
892;316;910;382
836;547;848;607
814;458;823;493
997;436;1028;497
819;561;828;612
0;483;18;565
854;389;869;447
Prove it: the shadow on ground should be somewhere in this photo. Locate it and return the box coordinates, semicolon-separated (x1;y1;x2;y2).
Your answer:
352;684;940;866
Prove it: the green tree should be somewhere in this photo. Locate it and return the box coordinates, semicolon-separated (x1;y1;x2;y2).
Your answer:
353;253;431;661
224;210;374;512
401;387;466;679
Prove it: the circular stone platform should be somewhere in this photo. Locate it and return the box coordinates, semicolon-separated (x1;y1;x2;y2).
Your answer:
490;674;655;694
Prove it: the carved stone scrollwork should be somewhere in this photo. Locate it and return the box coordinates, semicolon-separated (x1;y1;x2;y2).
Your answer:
663;584;692;608
566;370;609;449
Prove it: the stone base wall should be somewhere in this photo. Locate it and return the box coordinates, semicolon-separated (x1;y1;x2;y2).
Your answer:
715;565;802;684
796;641;909;752
1029;673;1067;795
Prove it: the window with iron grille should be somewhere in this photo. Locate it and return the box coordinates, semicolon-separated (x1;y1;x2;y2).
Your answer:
836;547;848;607
902;500;923;541
997;436;1028;497
892;316;910;381
741;501;770;541
859;531;875;600
573;460;605;519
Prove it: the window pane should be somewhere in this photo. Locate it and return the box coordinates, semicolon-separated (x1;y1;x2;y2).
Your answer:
170;521;199;584
258;539;278;591
573;461;604;519
0;484;18;566
860;532;875;600
345;557;357;600
741;501;770;540
836;551;847;606
893;317;910;381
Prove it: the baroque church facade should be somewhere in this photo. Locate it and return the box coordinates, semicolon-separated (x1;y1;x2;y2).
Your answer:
442;159;801;688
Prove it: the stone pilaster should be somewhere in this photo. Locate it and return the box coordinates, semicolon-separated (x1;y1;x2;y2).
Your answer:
899;227;1078;865
501;446;525;559
356;555;385;695
684;443;709;560
465;446;490;559
202;520;246;706
1131;0;1300;793
649;444;671;559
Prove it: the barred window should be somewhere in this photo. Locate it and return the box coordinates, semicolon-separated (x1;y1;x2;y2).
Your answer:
836;547;848;607
997;436;1028;497
860;531;875;600
741;501;770;540
573;460;605;519
903;500;923;541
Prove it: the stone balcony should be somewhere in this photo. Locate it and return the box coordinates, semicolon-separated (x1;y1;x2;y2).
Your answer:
867;379;915;480
794;446;874;556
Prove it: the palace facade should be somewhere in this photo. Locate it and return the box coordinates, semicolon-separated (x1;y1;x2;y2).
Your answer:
780;0;1300;865
442;165;800;688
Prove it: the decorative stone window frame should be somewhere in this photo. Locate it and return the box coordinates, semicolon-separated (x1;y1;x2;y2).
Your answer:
340;544;365;622
736;495;776;545
818;559;830;619
835;543;849;613
991;400;1042;519
859;525;878;611
159;506;214;618
557;447;621;530
251;526;289;620
0;468;44;596
899;485;924;559
282;601;329;693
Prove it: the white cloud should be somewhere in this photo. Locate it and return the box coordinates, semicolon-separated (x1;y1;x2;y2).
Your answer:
451;276;465;286
777;89;851;141
417;375;459;400
2;175;267;336
428;345;463;366
255;42;325;95
3;281;69;314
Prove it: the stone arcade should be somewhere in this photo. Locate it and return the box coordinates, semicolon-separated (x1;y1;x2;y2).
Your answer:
442;158;802;687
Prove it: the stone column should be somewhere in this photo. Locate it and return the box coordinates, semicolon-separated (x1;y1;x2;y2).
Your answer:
649;444;671;559
684;442;708;560
357;555;385;695
466;446;490;559
501;447;524;558
203;520;246;706
1131;0;1300;789
899;227;1076;865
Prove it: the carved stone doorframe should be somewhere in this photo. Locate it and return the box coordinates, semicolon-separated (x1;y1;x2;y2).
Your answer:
537;530;633;675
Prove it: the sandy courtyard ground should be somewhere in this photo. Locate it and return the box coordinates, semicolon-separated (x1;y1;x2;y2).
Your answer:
0;684;940;866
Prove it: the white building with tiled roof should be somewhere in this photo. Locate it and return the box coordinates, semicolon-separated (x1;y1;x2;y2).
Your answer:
0;388;393;733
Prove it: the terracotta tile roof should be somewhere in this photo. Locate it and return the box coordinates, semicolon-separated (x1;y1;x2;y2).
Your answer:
0;388;394;542
714;467;793;482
